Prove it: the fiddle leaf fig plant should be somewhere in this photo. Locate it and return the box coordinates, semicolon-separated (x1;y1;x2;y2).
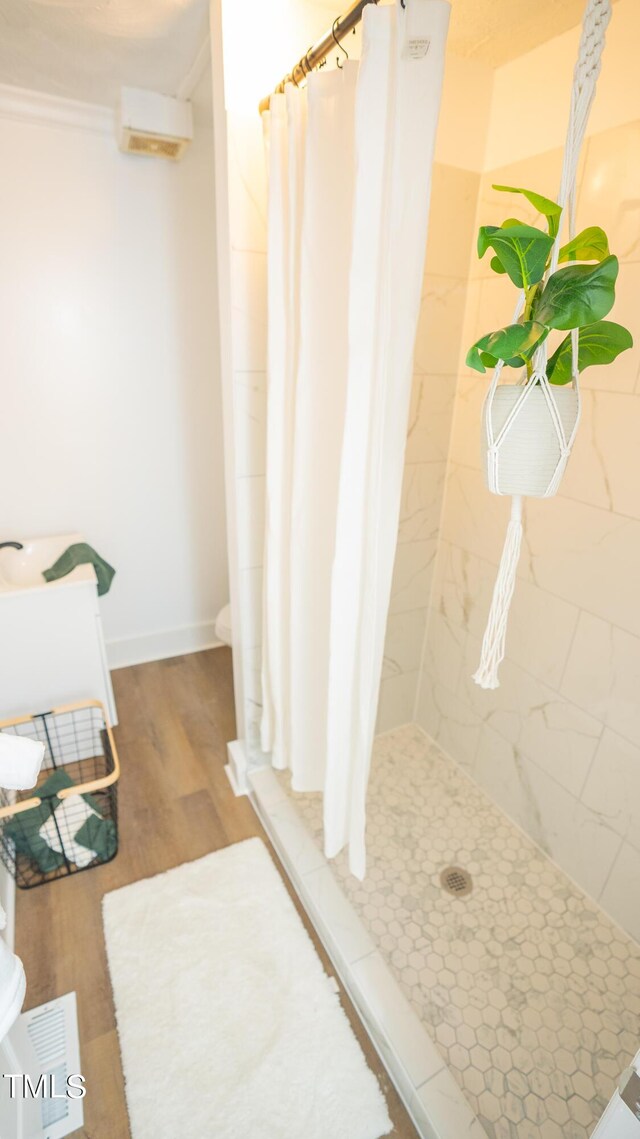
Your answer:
493;184;563;236
558;225;609;263
477;222;554;288
547;320;633;385
467;185;633;383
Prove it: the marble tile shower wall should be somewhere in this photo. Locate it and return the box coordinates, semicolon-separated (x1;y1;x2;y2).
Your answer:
417;120;640;943
226;115;480;751
380;162;480;730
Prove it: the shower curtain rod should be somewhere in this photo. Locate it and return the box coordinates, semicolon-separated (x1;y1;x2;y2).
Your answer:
258;0;379;113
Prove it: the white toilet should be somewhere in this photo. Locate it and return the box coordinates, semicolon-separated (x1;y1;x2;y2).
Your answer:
0;937;25;1042
215;603;232;647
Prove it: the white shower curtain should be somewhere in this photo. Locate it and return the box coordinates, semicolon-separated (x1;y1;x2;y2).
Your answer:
260;86;307;769
289;62;360;792
261;0;450;875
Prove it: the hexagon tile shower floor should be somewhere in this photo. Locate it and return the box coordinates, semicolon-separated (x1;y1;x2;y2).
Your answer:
280;725;640;1139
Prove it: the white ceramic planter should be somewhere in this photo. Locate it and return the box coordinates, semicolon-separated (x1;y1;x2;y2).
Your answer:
482;384;580;497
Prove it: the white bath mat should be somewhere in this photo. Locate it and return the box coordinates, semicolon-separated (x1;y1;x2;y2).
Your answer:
103;838;391;1139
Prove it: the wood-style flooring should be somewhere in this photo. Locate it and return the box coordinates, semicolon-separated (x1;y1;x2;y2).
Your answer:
16;648;418;1138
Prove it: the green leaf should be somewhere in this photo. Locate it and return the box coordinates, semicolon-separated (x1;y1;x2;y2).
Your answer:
466;321;548;373
547;321;634;384
480;351;498;369
477;224;554;288
493;184;562;237
535;255;619;330
489;223;523;275
558;226;610;264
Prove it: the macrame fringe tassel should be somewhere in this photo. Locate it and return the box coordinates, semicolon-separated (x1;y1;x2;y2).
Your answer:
473;496;523;690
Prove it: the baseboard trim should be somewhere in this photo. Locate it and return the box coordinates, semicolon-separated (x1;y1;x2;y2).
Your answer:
225;740;251;796
107;622;222;670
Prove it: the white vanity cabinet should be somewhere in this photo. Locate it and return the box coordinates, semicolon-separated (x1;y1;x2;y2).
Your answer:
0;534;117;725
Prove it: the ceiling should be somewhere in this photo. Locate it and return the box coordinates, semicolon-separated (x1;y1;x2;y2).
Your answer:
0;0;209;106
0;0;601;109
447;0;596;67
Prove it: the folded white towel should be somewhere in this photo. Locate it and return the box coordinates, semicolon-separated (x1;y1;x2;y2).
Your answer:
39;796;99;869
0;732;45;791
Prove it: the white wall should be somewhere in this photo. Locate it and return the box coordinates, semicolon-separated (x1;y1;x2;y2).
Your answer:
485;0;640;169
436;53;492;172
0;79;227;669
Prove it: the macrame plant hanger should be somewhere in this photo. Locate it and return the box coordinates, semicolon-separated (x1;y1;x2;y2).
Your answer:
473;0;612;690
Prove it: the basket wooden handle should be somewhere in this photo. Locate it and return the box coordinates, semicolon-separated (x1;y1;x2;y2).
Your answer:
0;699;120;820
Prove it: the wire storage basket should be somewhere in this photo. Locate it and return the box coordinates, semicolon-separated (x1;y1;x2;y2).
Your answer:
0;700;120;889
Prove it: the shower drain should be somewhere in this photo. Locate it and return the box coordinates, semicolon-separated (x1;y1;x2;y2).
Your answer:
440;865;473;897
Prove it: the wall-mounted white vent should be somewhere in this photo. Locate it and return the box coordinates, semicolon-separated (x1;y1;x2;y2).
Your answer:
116;87;193;161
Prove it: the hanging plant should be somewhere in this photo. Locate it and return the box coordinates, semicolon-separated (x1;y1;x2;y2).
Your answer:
467;184;632;385
468;0;624;691
465;185;633;501
467;193;634;683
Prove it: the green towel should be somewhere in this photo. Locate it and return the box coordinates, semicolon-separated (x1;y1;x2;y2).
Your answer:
6;769;74;873
43;542;115;596
5;769;108;873
75;813;117;862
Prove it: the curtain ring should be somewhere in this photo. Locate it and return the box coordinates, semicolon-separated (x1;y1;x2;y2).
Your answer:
302;48;313;77
330;16;346;68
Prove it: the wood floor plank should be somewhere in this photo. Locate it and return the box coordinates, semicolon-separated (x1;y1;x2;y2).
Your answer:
80;1030;129;1139
15;648;417;1139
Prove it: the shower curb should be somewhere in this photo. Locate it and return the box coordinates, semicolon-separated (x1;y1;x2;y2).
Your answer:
249;766;487;1139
